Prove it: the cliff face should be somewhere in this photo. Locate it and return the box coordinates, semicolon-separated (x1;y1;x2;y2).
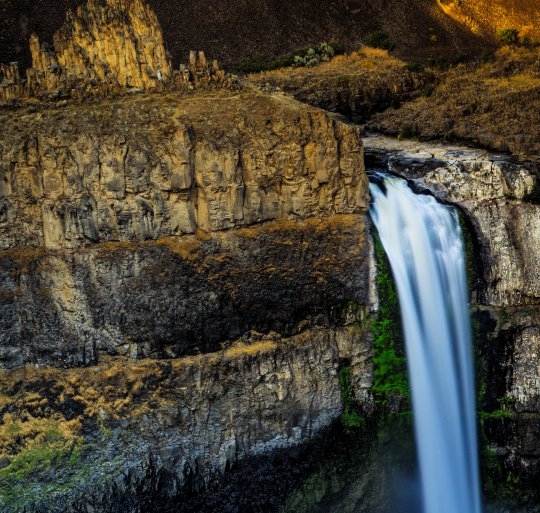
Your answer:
0;327;372;513
365;135;540;485
0;93;365;251
0;90;373;511
0;91;367;370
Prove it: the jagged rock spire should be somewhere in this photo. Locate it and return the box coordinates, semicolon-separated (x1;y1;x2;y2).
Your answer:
0;0;235;104
28;0;172;91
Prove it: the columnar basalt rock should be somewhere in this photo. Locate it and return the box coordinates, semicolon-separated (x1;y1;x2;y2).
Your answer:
0;0;236;104
27;0;172;93
0;93;366;251
0;78;372;513
0;62;23;103
0;91;369;370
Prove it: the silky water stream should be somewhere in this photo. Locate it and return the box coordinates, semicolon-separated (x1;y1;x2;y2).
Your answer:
369;173;482;513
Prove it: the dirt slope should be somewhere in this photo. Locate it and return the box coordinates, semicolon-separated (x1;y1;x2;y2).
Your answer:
439;0;540;39
0;0;490;70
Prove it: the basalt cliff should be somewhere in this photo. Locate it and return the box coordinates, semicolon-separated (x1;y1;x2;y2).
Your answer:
4;0;540;511
0;87;378;513
0;1;376;511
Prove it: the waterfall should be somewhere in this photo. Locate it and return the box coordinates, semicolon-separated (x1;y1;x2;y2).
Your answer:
369;174;482;513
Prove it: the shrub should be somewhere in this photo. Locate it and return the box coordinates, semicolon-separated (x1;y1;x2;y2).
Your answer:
363;31;394;51
293;42;336;67
498;28;519;46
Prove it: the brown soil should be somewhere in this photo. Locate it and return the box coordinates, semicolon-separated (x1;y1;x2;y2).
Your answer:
0;0;491;71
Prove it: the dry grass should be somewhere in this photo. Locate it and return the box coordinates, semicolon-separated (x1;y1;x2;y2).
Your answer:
369;46;540;159
248;47;440;123
225;341;277;358
252;47;407;84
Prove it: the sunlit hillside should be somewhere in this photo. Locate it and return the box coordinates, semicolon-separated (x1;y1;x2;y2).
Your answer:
438;0;540;40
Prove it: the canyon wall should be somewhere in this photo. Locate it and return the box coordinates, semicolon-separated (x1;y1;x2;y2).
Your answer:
0;91;367;370
0;90;373;512
1;327;372;513
0;1;377;510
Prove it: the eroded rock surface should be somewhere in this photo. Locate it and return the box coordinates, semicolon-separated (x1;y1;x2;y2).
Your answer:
0;91;372;512
0;326;372;513
0;92;366;250
0;215;370;369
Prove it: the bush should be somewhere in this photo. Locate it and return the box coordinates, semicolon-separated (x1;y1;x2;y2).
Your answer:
363;31;394;50
293;42;336;67
498;28;519;46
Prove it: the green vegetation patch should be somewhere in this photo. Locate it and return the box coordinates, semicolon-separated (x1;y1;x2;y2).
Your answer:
338;364;363;429
237;41;343;73
371;232;409;412
498;28;539;48
293;42;336;68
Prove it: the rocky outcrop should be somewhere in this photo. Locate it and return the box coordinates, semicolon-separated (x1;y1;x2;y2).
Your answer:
0;326;373;513
27;0;171;93
365;134;540;488
0;0;235;104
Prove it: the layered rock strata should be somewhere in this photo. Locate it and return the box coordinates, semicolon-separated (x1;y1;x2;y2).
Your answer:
0;326;372;513
365;135;540;485
0;90;367;369
0;92;375;513
0;91;372;511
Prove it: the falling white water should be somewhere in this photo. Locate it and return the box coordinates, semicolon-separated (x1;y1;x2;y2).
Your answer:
369;174;482;513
